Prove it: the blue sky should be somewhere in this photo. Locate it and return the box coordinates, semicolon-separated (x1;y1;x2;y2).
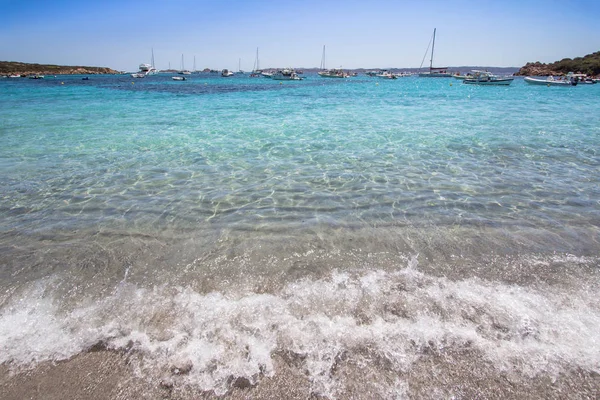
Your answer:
1;0;598;71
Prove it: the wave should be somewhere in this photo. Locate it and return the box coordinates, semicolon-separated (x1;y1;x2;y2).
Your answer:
1;254;598;398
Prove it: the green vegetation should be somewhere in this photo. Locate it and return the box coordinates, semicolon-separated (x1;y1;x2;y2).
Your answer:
517;51;600;76
0;61;119;75
551;52;600;75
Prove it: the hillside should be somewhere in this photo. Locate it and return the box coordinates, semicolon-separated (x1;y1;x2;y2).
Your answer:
515;51;600;76
0;61;119;76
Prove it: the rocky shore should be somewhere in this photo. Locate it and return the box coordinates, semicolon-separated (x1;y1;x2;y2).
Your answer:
0;61;119;76
514;61;563;76
514;51;600;76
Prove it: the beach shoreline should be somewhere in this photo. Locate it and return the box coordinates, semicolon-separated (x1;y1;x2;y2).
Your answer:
2;346;598;399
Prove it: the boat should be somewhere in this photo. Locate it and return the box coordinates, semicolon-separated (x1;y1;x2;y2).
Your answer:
375;70;397;79
318;45;349;78
172;76;186;81
462;70;514;85
28;74;44;79
250;47;262;77
132;48;158;78
524;73;577;86
178;55;192;75
418;28;452;77
261;70;274;78
453;72;474;80
271;68;303;80
221;69;234;77
237;58;244;74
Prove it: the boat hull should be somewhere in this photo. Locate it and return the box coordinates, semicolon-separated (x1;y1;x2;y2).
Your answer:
418;72;452;78
463;78;513;86
524;77;575;86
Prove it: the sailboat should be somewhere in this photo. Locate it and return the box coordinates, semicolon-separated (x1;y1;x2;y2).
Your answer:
237;58;244;74
178;54;191;75
418;29;452;77
250;47;261;77
318;45;348;78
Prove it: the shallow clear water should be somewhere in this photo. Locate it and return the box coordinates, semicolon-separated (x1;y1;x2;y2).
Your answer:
1;73;599;398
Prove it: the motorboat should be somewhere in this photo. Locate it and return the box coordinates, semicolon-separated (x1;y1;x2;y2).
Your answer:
172;76;186;81
221;69;234;77
134;49;158;77
28;74;44;79
418;29;452;77
271;68;303;80
261;70;274;78
375;70;397;79
453;72;474;80
318;68;349;78
462;70;514;85
139;63;157;75
524;73;577;86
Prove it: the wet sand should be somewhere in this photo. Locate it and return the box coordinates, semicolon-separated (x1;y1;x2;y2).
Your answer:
2;347;598;399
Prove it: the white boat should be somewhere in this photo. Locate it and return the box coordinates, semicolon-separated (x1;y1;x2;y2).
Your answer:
375;70;397;79
132;49;158;77
172;76;186;81
318;45;349;78
221;69;234;77
261;70;274;78
318;69;349;78
418;28;452;77
463;70;514;85
524;73;577;86
271;68;303;80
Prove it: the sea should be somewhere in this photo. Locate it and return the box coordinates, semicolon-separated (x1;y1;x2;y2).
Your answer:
0;73;599;399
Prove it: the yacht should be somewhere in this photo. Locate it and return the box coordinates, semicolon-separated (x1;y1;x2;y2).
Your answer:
375;70;397;79
221;69;234;77
462;70;514;85
132;49;158;77
271;68;303;80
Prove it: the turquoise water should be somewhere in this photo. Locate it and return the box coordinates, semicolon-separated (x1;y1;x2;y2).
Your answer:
1;74;599;397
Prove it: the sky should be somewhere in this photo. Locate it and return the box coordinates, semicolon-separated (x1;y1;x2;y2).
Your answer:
1;0;599;72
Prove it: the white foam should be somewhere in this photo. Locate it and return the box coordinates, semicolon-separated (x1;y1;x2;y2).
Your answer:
1;258;599;398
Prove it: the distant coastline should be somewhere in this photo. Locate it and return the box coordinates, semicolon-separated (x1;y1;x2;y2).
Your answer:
0;61;119;76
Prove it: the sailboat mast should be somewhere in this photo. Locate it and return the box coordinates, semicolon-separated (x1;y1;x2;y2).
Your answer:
320;45;326;70
151;48;155;69
430;28;436;70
